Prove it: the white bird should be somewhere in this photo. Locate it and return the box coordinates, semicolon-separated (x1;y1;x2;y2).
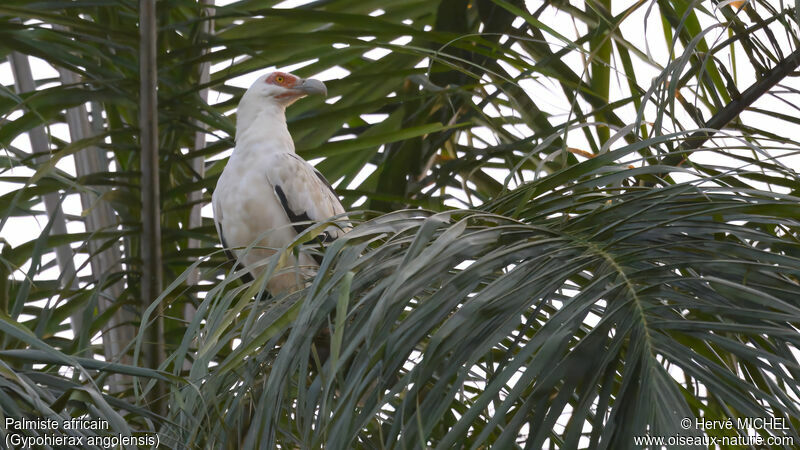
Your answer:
212;71;345;295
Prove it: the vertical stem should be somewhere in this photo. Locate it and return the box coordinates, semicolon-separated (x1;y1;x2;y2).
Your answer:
139;0;164;410
185;0;214;318
589;0;612;145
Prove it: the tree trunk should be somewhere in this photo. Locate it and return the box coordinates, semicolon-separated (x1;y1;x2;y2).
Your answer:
185;0;215;319
139;0;165;412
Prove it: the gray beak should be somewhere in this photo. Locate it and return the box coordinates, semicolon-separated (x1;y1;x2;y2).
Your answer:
297;78;327;97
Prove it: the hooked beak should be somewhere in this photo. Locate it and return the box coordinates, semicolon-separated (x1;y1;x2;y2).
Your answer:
294;78;327;97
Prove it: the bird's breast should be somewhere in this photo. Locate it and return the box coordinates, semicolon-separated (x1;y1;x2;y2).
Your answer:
215;158;294;252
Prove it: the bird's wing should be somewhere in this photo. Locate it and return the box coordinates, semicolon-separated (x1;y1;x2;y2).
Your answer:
265;152;346;242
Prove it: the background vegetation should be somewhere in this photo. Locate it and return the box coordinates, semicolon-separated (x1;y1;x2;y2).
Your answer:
1;0;800;448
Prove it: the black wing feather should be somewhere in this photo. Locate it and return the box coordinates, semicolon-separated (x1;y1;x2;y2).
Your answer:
274;184;314;236
313;168;337;197
273;183;329;265
273;155;342;263
219;227;254;284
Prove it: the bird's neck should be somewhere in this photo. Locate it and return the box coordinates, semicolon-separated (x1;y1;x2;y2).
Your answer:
234;101;295;157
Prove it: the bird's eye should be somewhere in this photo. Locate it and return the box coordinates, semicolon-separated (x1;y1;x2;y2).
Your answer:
275;76;284;83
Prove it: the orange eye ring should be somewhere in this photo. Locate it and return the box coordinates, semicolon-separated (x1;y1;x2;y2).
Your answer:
275;75;284;83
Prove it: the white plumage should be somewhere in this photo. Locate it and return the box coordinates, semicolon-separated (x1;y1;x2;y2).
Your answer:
212;71;344;294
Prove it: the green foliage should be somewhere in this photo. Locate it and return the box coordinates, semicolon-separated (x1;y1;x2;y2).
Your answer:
1;0;800;448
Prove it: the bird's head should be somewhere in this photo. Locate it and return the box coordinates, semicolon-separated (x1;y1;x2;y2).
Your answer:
243;71;328;108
